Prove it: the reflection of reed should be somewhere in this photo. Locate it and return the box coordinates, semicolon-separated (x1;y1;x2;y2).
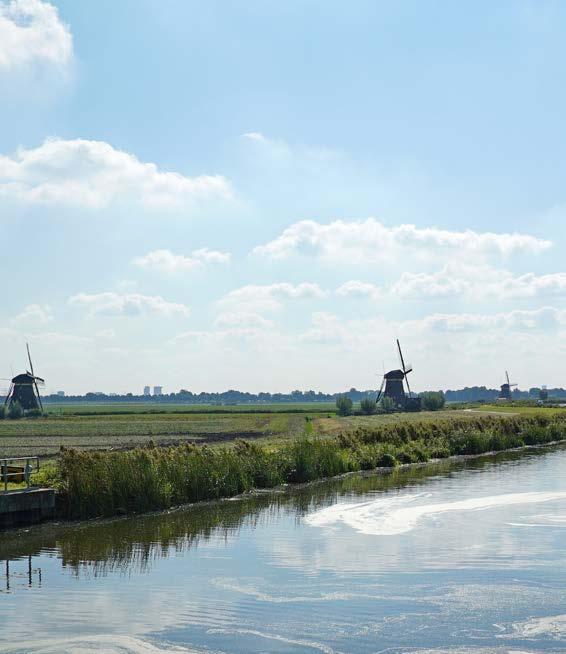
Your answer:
1;556;42;592
0;445;554;578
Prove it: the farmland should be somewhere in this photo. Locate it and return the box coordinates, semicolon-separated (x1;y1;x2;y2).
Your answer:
1;401;563;460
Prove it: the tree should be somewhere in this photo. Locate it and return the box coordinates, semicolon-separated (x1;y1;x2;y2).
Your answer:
336;395;353;416
360;396;377;415
8;401;23;419
378;396;395;414
420;391;446;411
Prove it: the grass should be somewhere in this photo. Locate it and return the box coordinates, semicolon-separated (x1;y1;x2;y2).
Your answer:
0;411;315;458
43;402;337;415
53;411;566;519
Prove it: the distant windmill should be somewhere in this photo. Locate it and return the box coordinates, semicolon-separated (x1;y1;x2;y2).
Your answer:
3;344;45;413
376;339;421;411
498;370;517;401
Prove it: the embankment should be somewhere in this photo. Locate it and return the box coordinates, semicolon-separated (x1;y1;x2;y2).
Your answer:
55;413;566;519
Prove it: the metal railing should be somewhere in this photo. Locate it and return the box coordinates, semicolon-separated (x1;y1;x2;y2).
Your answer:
1;457;40;492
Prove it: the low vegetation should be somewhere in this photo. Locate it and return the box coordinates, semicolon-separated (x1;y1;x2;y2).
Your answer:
420;391;446;411
54;412;566;519
336;395;354;416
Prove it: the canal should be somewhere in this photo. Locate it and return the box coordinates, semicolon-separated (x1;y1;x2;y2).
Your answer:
1;445;565;653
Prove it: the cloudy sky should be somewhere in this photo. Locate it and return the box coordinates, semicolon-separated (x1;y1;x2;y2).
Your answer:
1;0;566;395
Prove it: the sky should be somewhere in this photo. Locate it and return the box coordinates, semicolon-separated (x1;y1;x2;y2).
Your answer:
1;0;566;395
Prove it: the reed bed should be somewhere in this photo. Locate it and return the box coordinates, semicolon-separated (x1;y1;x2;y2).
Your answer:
57;413;566;519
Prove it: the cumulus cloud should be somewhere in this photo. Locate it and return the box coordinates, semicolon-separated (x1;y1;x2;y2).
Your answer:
11;303;53;324
0;138;231;209
0;0;72;71
391;269;470;299
408;306;566;333
214;312;274;329
68;292;190;318
335;266;566;301
335;280;381;300
133;248;231;273
219;282;327;312
485;271;566;298
254;218;551;262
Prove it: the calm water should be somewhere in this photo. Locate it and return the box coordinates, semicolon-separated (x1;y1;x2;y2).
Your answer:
1;447;566;654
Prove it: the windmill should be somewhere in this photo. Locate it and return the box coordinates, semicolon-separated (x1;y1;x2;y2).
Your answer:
376;339;421;411
498;371;517;401
3;344;45;413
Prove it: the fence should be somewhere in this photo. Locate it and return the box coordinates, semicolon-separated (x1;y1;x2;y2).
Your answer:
1;457;40;492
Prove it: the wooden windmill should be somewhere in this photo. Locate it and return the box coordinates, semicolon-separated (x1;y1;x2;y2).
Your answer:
376;340;421;411
3;344;44;413
498;370;517;401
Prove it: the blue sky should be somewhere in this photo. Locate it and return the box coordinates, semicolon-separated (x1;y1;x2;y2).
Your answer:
1;0;566;394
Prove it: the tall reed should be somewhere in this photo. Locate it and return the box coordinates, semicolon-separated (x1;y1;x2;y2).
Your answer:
57;413;566;519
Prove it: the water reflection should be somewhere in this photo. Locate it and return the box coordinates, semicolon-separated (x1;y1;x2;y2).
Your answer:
0;445;565;654
0;447;553;576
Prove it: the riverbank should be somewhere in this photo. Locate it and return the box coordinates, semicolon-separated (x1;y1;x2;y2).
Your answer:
51;413;566;519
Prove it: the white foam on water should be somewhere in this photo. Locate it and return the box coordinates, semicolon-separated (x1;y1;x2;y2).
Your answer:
206;628;337;653
506;513;566;528
0;635;209;654
507;614;566;639
305;492;566;536
211;576;387;603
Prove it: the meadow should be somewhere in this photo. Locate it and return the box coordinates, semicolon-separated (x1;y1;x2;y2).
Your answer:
1;402;563;460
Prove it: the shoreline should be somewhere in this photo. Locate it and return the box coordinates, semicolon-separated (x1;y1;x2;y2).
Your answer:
3;434;564;535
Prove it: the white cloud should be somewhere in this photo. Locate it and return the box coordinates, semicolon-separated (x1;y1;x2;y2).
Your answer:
0;0;72;71
254;218;551;262
335;266;566;301
241;132;267;142
11;303;53;324
133;248;231;273
68;292;190;318
391;269;470;299
214;312;274;329
407;306;566;333
335;280;381;300
219;282;327;312
485;271;566;298
0;138;231;209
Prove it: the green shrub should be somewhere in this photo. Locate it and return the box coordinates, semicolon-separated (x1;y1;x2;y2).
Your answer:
336;395;353;417
360;397;377;415
420;391;446;411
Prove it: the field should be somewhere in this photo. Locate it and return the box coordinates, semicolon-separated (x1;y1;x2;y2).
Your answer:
2;402;562;461
0;410;321;459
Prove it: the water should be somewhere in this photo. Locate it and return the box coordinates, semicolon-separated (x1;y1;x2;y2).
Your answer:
1;446;566;653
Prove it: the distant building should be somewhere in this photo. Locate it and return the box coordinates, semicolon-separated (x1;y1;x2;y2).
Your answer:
56;390;65;397
153;386;163;397
143;386;151;396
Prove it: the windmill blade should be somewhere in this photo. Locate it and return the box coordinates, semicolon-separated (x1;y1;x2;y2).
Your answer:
397;339;406;371
397;339;412;395
505;370;510;385
376;377;385;403
3;382;13;408
27;343;35;377
34;379;43;412
26;343;44;412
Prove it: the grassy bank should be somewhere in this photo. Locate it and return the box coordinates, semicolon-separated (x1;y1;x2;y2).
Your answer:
55;413;566;519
